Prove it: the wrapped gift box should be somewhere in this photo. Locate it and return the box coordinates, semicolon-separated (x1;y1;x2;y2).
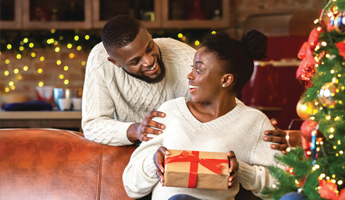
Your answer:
164;149;229;190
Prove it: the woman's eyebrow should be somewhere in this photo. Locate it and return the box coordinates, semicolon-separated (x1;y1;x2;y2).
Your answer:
195;61;206;66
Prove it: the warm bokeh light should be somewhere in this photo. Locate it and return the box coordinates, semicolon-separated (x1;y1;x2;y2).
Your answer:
5;87;10;92
77;46;82;51
40;56;45;61
69;53;75;59
59;74;64;79
81;61;86;66
16;54;22;59
4;71;9;76
178;33;183;38
54;41;58;45
23;38;29;43
9;81;14;86
211;31;216;34
29;43;34;48
74;35;79;41
14;68;19;74
55;47;60;52
23;66;28;71
57;60;62;65
59;36;63;40
18;75;22;80
195;40;200;46
64;79;69;85
85;35;90;40
64;66;69;71
5;59;10;64
38;82;44;87
38;68;43;73
11;85;15;90
31;52;36;57
51;29;56;34
7;44;12;49
19;46;24;51
67;44;72;49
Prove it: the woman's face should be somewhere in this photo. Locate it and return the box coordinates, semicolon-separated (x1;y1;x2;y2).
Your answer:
187;47;225;103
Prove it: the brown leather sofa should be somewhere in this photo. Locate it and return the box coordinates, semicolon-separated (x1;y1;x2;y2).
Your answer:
0;128;260;200
0;128;135;200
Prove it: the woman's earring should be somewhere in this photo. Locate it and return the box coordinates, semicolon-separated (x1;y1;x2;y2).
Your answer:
222;84;226;87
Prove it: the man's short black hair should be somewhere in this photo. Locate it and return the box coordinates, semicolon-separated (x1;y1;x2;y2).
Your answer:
102;15;143;53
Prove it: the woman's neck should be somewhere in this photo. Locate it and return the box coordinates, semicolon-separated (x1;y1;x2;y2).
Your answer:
187;94;237;123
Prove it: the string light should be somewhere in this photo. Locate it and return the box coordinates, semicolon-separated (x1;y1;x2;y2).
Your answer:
18;75;22;80
54;41;58;45
31;52;36;57
5;87;10;92
11;86;15;90
5;59;10;64
334;145;337;149
339;180;343;185
19;46;24;51
326;115;331;120
23;38;28;43
38;82;44;87
211;31;216;34
329;134;334;139
40;56;45;61
14;68;19;74
7;44;12;49
55;47;60;52
85;35;90;40
330;127;335;132
195;40;200;46
51;29;55;34
74;35;79;41
77;46;82;51
64;66;69;71
16;54;21;59
9;81;14;86
178;33;183;38
4;71;9;76
29;43;34;48
314;19;319;24
340;150;343;154
38;68;43;73
69;53;75;59
321;41;327;46
64;79;69;85
67;44;72;49
81;61;86;66
319;174;326;179
23;66;28;71
56;60;62;65
331;69;335;74
59;36;63;40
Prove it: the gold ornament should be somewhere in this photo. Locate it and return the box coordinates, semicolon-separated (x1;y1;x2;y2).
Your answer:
318;82;345;108
335;11;345;34
296;99;318;120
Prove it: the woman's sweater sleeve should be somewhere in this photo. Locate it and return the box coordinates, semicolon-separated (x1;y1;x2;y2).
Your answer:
237;117;280;198
82;61;134;146
122;137;163;199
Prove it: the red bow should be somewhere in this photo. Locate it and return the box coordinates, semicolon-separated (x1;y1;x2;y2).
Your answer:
165;151;228;188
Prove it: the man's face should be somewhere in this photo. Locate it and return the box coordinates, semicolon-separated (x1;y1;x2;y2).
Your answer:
107;28;165;83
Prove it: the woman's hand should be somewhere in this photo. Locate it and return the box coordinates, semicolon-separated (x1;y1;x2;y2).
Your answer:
227;151;239;188
153;146;170;186
263;118;302;153
127;111;166;142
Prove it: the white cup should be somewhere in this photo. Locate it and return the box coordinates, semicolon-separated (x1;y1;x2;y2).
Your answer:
72;98;82;110
58;98;72;111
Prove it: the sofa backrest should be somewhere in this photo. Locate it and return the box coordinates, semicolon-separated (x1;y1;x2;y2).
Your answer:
0;128;135;200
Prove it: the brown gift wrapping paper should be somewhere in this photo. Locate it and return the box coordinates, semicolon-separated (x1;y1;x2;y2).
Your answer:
164;149;229;190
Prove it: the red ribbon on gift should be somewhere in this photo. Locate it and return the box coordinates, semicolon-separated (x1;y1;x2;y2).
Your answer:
165;150;228;188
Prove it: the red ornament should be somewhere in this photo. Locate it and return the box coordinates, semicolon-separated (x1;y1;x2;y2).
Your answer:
301;137;312;158
300;120;318;141
336;41;345;59
285;166;296;175
296;176;306;187
339;188;345;200
318;179;339;200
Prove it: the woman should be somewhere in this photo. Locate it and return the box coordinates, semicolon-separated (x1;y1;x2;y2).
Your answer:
123;30;280;200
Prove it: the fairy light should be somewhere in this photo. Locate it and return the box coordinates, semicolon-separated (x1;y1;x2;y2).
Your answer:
40;56;45;61
320;141;324;145
54;41;58;45
335;116;340;121
339;100;343;104
56;60;61;65
332;179;337;183
16;54;21;59
74;35;79;41
286;147;291;152
326;176;330;180
51;29;55;34
47;39;51;44
7;44;12;49
5;59;10;64
85;35;90;40
31;52;36;57
69;53;75;59
59;36;63;40
178;33;183;38
332;77;339;83
317;147;320;151
23;66;28;71
338;74;342;77
295;180;299;184
23;38;28;43
326;115;331;120
328;12;333;17
18;75;22;80
11;86;15;90
38;68;43;73
272;184;277;188
339;180;343;185
314;19;319;24
315;45;320;51
4;71;9;76
326;54;331;58
59;74;64;79
19;46;24;51
338;140;342;145
81;61;86;66
331;69;335;74
14;68;19;74
319;174;326;179
55;47;60;52
67;44;72;49
329;134;334;139
5;87;9;92
29;43;34;48
9;81;14;86
315;64;319;67
38;82;44;87
310;116;315;120
333;174;336;179
307;151;312;155
195;40;200;46
64;66;69;71
77;46;82;51
212;31;216;34
330;127;335;133
333;145;337;150
64;79;69;85
321;41;327;46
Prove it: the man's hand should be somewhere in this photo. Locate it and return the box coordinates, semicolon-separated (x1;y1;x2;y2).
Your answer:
153;146;169;186
263;118;302;153
127;111;166;142
227;151;238;188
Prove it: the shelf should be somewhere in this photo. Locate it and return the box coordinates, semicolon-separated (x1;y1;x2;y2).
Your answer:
1;0;22;29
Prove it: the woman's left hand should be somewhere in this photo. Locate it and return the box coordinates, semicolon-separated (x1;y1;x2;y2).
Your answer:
227;151;239;188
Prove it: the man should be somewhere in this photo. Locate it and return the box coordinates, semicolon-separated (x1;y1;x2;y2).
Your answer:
82;15;299;150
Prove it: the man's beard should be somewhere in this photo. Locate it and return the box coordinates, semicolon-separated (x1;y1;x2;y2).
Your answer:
122;56;166;84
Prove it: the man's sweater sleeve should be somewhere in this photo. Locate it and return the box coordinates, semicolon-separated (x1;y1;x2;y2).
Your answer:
122;138;162;199
237;117;280;198
82;62;134;146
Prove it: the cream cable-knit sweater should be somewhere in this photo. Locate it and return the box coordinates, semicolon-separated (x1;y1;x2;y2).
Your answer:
82;38;196;146
123;97;280;200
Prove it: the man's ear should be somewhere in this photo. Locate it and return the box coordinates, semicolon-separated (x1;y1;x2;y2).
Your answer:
107;57;121;68
221;74;234;88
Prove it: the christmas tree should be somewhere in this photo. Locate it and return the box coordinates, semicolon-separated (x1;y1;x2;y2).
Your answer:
262;0;345;199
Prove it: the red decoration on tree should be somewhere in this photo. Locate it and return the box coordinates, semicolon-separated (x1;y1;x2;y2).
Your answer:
285;166;296;175
301;136;312;158
318;179;339;200
301;120;318;141
299;65;316;88
336;41;345;59
339;188;345;200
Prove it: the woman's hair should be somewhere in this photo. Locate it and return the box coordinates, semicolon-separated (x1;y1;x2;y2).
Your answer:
102;15;143;53
202;30;267;93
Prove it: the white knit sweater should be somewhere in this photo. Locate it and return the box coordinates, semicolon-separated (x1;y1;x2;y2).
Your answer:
123;97;280;200
82;38;196;146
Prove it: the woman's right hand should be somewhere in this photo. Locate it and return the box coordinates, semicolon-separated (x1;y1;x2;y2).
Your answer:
153;146;170;186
